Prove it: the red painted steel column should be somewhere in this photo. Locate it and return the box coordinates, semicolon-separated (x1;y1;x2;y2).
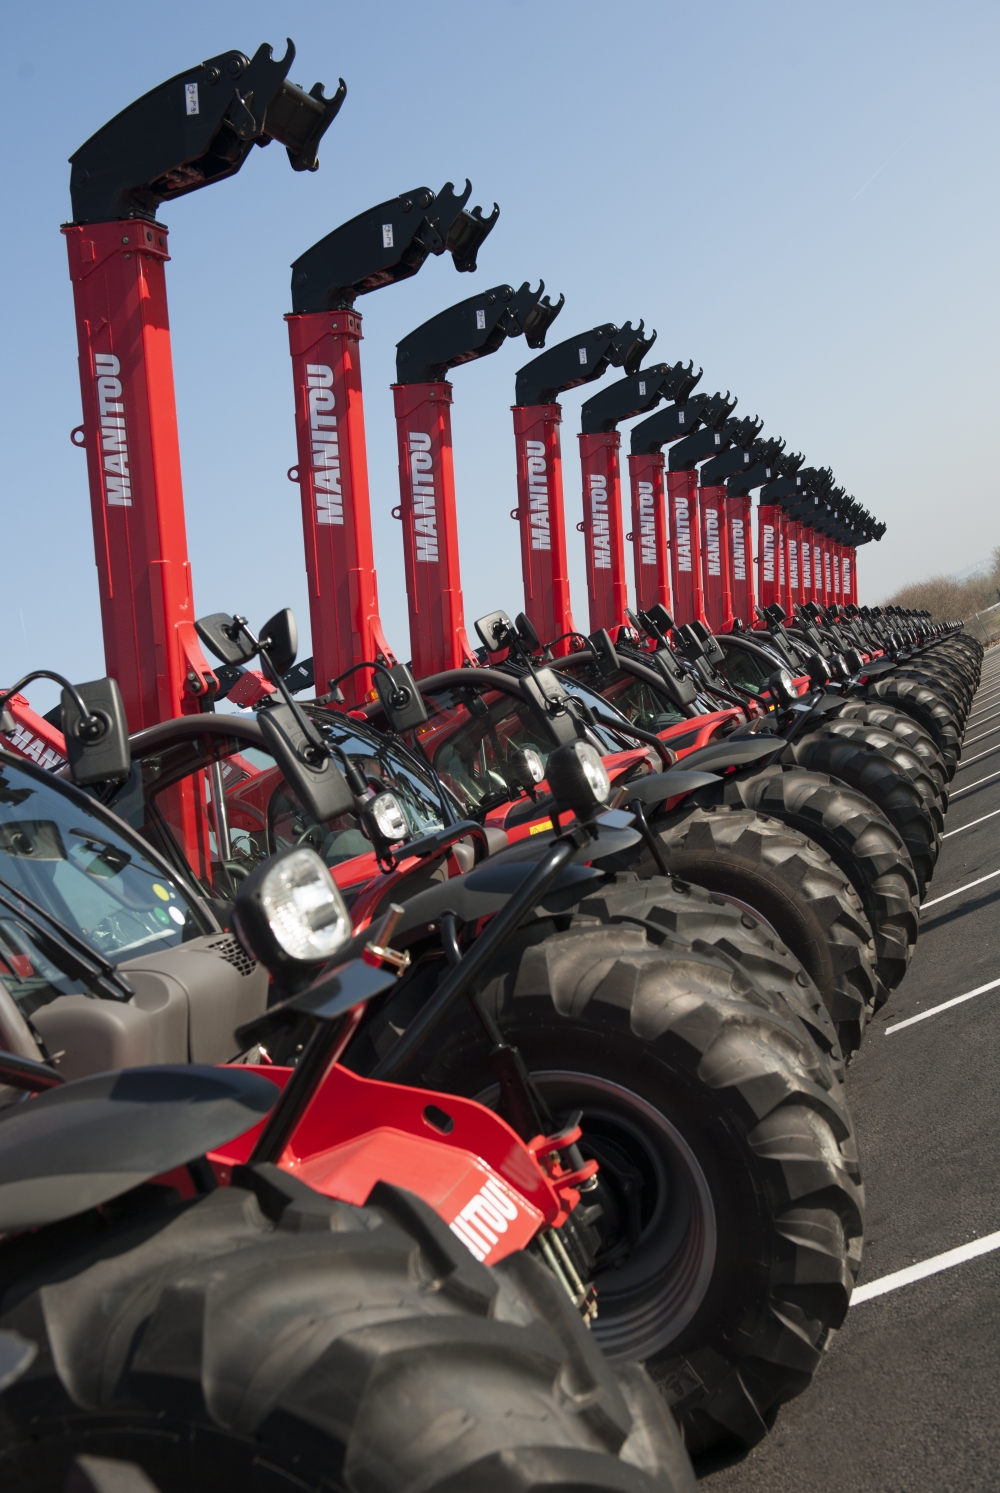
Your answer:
578;431;629;633
667;470;705;625
286;308;396;707
787;519;803;613
757;503;781;612
698;485;732;632
800;526;816;603
776;509;790;613
393;382;477;676
511;404;577;651
843;546;856;605
725;494;755;627
831;544;843;606
627;452;671;615
63;220;216;731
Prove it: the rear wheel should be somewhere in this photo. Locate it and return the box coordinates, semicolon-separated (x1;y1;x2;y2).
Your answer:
0;1172;694;1493
862;677;962;777
399;920;864;1455
643;805;881;1052
830;701;949;803
701;763;920;993
808;721;945;841
790;732;938;897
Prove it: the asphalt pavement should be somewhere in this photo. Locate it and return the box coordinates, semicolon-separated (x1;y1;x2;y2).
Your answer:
701;646;1000;1493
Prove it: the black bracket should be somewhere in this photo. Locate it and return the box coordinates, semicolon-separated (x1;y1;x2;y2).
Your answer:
514;320;655;407
627;362;707;455
667;392;738;471
579;359;681;433
726;435;786;496
290;181;500;313
395;280;562;385
70;41;345;224
698;415;765;485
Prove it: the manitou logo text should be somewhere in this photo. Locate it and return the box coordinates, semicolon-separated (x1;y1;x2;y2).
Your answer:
590;473;611;569
788;538;799;592
449;1177;520;1260
761;523;775;583
703;507;721;577
673;496;692;573
306;365;343;526
95;354;131;507
778;532;786;588
731;517;746;580
638;480;656;565
4;725;64;773
842;554;851;597
832;552;841;597
525;440;550;551
408;431;438;562
801;540;812;591
824;548;833;594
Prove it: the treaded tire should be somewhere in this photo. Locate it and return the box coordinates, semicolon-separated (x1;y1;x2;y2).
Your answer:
0;1173;695;1493
862;677;962;778
699;763;920;993
807;721;945;841
790;732;938;897
397;919;864;1455
885;667;966;723
645;805;881;1052
830;701;950;803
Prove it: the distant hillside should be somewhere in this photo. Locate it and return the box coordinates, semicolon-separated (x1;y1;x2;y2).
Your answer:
881;546;1000;620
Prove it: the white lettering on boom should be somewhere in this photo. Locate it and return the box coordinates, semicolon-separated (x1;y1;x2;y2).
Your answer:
731;517;746;580
638;480;656;565
408;430;438;562
589;473;611;569
94;354;131;507
306;365;343;526
673;496;692;573
703;507;721;577
525;439;550;551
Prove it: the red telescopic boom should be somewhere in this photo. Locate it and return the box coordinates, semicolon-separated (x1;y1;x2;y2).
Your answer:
64;41;344;730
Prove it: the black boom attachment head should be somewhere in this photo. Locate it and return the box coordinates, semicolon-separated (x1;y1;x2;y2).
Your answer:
395;280;562;384
514;320;652;407
290;181;501;313
70;41;346;224
580;359;677;433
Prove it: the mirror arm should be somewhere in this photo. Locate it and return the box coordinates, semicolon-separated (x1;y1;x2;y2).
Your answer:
0;671;101;739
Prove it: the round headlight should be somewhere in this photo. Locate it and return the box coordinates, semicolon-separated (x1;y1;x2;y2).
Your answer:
259;847;351;963
522;748;545;783
546;739;611;817
370;791;409;844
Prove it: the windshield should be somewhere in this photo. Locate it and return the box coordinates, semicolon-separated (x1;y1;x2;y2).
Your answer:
553;663;687;734
0;753;206;1016
100;718;447;902
405;680;636;818
715;640;777;696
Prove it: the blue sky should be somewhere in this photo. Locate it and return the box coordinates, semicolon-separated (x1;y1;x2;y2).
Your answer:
3;0;998;708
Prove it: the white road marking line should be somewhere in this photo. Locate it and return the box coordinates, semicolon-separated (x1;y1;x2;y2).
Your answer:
950;768;1000;798
963;723;1000;746
943;806;1000;838
954;741;1000;770
851;1230;1000;1304
921;868;1000;910
885;976;1000;1034
968;698;1000;717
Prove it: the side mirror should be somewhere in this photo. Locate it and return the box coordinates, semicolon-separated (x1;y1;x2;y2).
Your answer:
519;669;580;746
232;846;352;987
515;612;540;652
474;610;515;654
258;609;299;677
645;603;675;635
195;613;257;668
374;664;429;732
257;704;356;823
588;629;620;679
61;678;130;786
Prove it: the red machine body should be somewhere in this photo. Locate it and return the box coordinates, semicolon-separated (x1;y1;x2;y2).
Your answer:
756;502;782;612
627;452;671;615
667;471;706;626
392;382;477;676
578;432;629;634
698;485;733;633
511;405;578;649
0;697;66;773
64;223;217;731
286;310;396;706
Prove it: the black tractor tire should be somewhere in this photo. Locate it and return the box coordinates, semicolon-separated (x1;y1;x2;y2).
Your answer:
697;763;920;994
887;667;967;723
571;872;847;1078
830;701;950;802
0;1171;695;1493
807;721;945;841
789;732;938;898
642;805;881;1051
862;677;962;777
396;918;864;1455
